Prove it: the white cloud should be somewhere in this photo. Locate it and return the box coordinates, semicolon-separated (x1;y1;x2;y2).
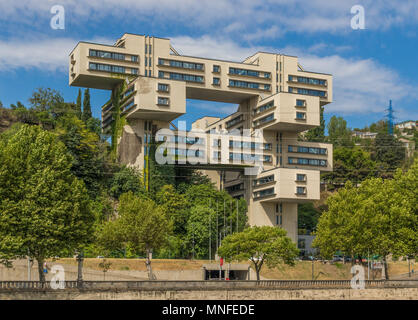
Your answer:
1;0;417;36
172;35;417;117
0;37;113;72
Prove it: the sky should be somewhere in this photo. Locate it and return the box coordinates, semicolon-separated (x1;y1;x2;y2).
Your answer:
0;0;417;131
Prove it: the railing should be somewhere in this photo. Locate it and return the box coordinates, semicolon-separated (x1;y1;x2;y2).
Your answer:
0;280;417;291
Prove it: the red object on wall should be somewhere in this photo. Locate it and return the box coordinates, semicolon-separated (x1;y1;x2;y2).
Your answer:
220;257;224;266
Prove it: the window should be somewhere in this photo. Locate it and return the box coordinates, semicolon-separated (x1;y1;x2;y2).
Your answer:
296;99;306;107
158;83;169;92
168;59;204;70
149;44;152;54
288;145;327;155
229;67;260;77
157;97;169;106
288;157;327;167
213;65;220;73
253;188;274;199
226;183;244;193
131;55;138;62
226;115;243;128
89;62;126;74
131;68;138;75
149;57;152;66
296;186;306;195
289;87;326;97
158;71;165;78
288;75;326;86
296;174;306;181
123;86;134;98
213;77;220;85
121;99;135;113
264;72;271;79
263;155;272;162
89;49;125;61
253;175;274;186
253;113;274;127
254;101;274;115
169;72;204;83
296;112;306;120
229;80;260;89
158;58;165;65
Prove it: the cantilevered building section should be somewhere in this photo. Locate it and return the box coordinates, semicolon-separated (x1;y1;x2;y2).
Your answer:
69;33;333;242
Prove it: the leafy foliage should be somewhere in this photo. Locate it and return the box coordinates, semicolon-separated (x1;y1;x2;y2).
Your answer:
218;226;299;280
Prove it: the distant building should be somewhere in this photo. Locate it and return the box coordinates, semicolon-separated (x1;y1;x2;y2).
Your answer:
298;235;317;256
352;131;378;139
396;120;417;130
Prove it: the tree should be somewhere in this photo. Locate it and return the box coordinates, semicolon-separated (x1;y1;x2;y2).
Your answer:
327;116;353;147
76;89;82;119
313;162;418;278
218;226;299;280
0;125;94;281
109;166;144;199
55;115;106;199
28;88;66;127
372;133;405;174
98;192;172;279
298;203;322;234
321;146;377;187
304;105;325;142
82;88;92;122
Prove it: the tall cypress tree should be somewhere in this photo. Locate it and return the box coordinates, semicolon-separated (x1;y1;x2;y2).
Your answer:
82;88;92;122
76;89;82;119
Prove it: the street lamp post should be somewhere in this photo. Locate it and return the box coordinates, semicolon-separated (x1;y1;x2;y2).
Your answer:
76;251;84;287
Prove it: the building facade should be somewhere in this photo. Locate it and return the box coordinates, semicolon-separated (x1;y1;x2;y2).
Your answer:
69;33;333;242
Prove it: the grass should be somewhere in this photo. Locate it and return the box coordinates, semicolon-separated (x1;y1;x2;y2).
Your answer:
51;258;412;279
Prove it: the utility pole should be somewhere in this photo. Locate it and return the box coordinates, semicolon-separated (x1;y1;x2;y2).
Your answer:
209;199;211;262
216;201;219;252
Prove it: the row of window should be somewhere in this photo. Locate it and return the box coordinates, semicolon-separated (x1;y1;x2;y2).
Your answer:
254;101;274;115
121;99;135;113
157;135;205;145
253;174;274;187
228;153;272;162
159;58;204;70
226;115;244;128
229;67;271;78
288;157;327;167
228;140;272;150
159;148;205;158
289;87;327;97
289;75;326;86
288;145;327;155
159;71;204;83
253;187;274;199
226;183;244;193
89;62;138;74
229;80;271;90
89;49;138;62
122;86;135;99
253;113;274;127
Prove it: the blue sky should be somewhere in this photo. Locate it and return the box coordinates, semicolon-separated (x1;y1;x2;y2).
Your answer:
0;0;417;131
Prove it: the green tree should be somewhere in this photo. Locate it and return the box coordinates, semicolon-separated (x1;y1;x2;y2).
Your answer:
76;89;82;119
82;88;92;122
372;133;405;174
304;105;325;142
218;226;299;280
97;192;172;279
298;203;322;233
109;166;144;199
322;146;377;187
314;162;418;278
327;116;353;147
55;115;106;199
0;125;94;281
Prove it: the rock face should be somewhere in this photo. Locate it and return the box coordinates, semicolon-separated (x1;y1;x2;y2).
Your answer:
0;108;18;133
118;125;142;166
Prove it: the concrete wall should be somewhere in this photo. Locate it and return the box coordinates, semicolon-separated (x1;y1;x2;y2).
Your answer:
1;288;416;300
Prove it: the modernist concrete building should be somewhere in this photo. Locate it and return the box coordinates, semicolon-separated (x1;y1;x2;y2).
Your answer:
69;33;333;242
